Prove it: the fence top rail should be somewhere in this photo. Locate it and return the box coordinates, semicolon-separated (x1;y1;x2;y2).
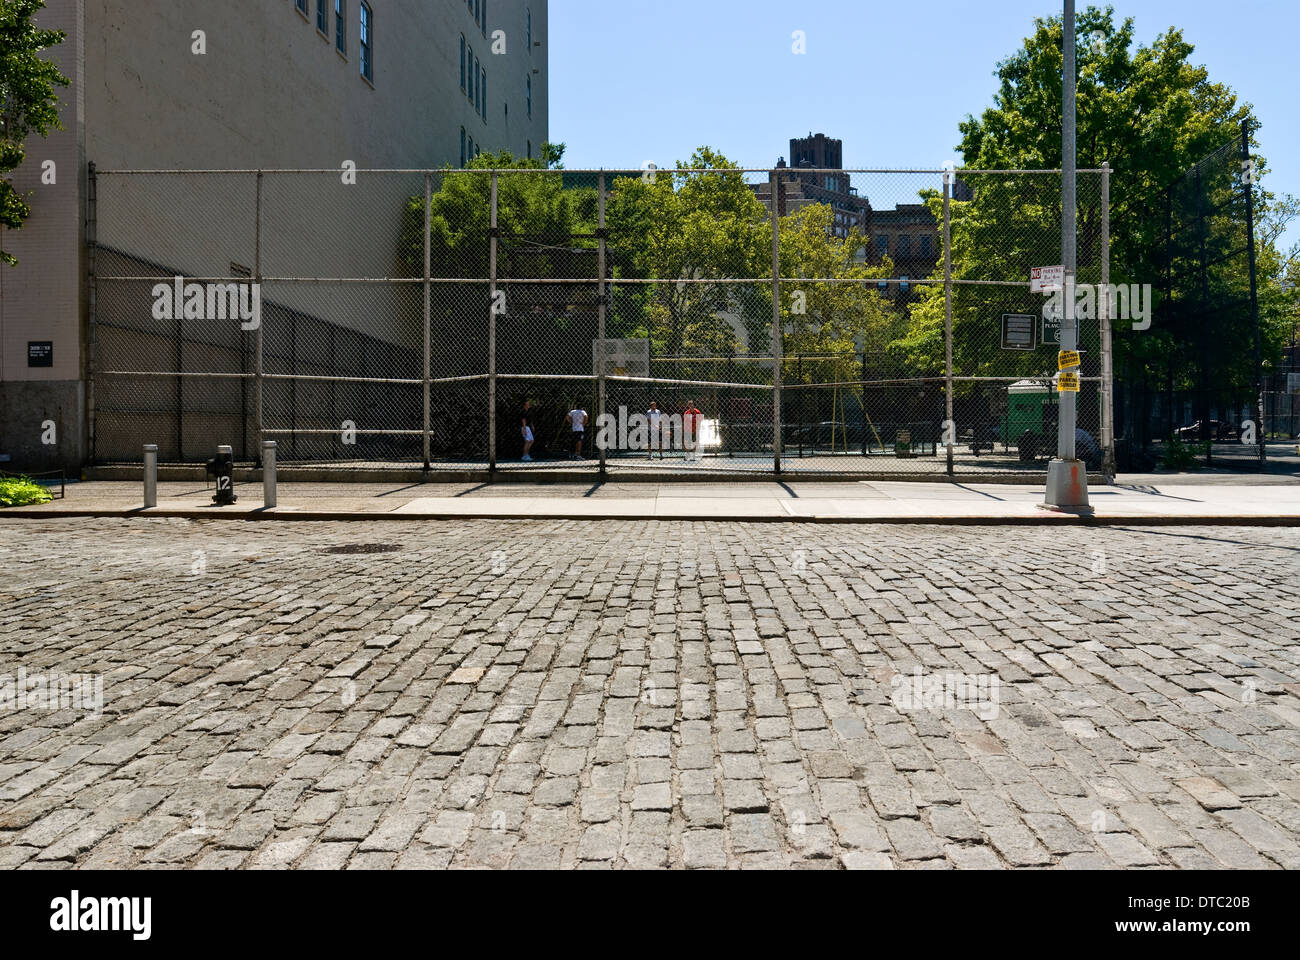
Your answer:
91;167;1112;176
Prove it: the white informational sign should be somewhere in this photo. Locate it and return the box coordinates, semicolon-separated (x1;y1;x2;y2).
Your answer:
1030;265;1064;293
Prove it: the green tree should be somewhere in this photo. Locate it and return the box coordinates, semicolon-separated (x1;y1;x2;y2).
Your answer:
0;0;69;265
778;203;896;357
937;4;1284;399
606;147;771;358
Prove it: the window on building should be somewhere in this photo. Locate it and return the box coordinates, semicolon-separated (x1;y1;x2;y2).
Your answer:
527;140;532;160
474;57;480;113
876;235;888;257
897;235;911;257
480;70;487;121
460;128;467;168
335;0;346;54
460;36;466;91
359;3;372;81
475;0;481;28
467;135;474;161
295;0;308;16
466;47;473;99
481;1;488;35
316;0;327;32
526;75;532;117
919;235;932;258
527;8;532;50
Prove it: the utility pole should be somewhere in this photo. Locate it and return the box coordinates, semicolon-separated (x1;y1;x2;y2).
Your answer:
1045;0;1090;508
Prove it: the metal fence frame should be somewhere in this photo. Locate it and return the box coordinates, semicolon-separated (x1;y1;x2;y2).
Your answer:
87;164;1115;479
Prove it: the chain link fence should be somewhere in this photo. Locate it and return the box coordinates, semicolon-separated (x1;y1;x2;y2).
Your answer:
89;164;1114;478
1114;123;1273;472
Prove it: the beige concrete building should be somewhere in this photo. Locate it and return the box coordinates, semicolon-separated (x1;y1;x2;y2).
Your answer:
1;0;549;469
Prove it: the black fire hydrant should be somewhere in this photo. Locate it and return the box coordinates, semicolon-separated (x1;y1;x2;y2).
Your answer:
205;444;237;505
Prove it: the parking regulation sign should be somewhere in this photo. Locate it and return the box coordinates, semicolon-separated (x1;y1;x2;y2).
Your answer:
1030;265;1064;293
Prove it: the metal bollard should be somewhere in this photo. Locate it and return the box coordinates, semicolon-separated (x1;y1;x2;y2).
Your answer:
262;440;277;508
143;444;158;508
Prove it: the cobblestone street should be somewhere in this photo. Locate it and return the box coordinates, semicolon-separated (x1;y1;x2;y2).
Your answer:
2;518;1299;869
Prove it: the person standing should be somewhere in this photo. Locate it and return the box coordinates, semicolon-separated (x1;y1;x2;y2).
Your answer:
682;399;703;459
566;403;588;459
520;399;535;461
647;401;665;459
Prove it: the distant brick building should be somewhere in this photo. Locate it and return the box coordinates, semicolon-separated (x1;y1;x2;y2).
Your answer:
752;134;870;239
753;133;973;287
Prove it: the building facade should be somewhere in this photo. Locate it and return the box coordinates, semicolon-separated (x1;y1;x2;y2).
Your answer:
753;133;972;287
1;0;549;470
753;134;870;239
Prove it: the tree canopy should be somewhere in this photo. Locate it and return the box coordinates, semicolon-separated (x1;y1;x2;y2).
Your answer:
0;0;69;265
945;4;1293;392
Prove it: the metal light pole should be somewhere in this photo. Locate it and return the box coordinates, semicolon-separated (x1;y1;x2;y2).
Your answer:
1045;0;1090;507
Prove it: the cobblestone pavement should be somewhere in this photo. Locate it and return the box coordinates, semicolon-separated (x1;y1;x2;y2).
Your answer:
2;518;1299;870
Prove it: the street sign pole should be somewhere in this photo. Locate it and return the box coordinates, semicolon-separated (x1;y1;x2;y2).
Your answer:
1045;0;1090;508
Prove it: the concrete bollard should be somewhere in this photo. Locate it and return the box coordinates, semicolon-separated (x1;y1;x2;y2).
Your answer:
143;444;158;508
262;440;277;508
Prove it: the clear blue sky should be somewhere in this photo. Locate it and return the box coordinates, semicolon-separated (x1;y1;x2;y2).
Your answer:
550;0;1298;252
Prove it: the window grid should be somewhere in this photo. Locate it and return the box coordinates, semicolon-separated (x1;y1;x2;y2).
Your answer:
359;2;372;81
335;0;346;55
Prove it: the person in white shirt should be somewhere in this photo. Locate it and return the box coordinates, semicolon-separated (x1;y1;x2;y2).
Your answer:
565;405;588;459
646;401;665;459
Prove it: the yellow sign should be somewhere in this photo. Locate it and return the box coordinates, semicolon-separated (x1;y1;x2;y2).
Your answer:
1057;350;1081;370
1057;371;1081;393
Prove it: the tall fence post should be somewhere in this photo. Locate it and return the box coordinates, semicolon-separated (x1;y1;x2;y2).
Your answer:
769;170;783;475
1100;161;1115;480
254;170;264;467
488;172;498;477
86;162;98;464
1242;121;1265;466
423;172;432;472
597;171;607;480
860;351;868;456
943;171;954;477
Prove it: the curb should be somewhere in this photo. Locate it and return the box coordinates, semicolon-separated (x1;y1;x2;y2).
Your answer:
5;508;1300;527
83;465;1107;486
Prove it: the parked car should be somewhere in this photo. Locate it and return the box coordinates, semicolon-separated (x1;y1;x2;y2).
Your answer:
1174;420;1239;442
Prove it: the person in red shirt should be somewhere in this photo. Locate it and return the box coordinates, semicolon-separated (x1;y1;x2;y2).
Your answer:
682;400;702;458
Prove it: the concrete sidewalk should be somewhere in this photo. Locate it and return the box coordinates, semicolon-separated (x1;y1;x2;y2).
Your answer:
4;477;1298;524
